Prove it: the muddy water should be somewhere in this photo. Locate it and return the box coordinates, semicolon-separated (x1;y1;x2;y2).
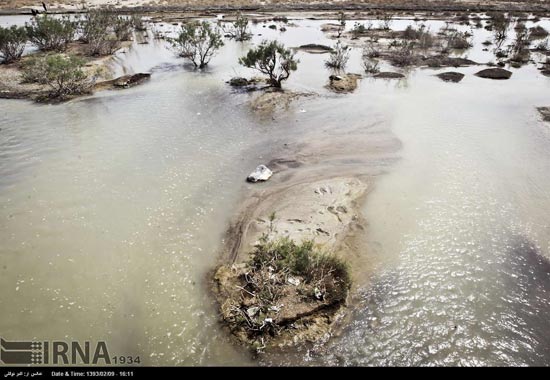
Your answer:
1;14;550;366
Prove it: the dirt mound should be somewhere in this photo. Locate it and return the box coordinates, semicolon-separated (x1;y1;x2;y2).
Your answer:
327;73;362;93
436;71;465;82
373;72;405;79
475;68;512;79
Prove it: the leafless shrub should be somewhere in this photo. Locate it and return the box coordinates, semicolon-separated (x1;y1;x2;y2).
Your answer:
325;41;350;69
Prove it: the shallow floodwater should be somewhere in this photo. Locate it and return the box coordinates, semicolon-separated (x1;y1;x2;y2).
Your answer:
1;14;550;366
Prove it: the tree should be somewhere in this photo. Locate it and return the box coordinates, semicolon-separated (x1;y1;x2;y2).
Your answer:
22;54;95;99
0;25;27;64
239;40;298;88
81;9;121;56
171;21;224;69
222;13;251;41
25;14;76;52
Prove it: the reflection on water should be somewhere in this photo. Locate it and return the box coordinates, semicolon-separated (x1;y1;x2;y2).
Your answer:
1;14;550;366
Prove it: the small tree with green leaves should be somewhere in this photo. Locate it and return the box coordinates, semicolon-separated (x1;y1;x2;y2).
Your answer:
239;40;298;88
22;54;95;99
81;9;121;56
224;13;251;41
25;14;76;52
0;25;27;64
171;21;224;69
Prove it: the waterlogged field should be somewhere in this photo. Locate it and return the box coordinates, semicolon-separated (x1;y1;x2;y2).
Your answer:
1;12;549;366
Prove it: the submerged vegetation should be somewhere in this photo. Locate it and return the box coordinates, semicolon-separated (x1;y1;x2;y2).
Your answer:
325;41;350;70
171;21;224;69
222;13;252;41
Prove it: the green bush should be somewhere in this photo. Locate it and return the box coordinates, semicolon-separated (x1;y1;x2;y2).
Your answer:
0;25;27;64
251;237;351;290
25;14;76;52
231;13;251;41
22;54;95;99
81;9;122;56
239;40;298;88
171;21;224;69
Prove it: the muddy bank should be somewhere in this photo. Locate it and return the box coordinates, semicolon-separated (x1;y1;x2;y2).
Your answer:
212;93;400;352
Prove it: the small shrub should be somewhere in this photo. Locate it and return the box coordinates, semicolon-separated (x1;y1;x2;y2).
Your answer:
389;41;416;67
272;16;288;23
22;54;95;99
534;38;549;52
381;13;393;30
364;40;380;58
223;13;251;41
0;25;27;64
351;22;369;38
21;55;48;84
403;25;422;40
362;55;380;74
81;9;121;56
445;31;472;50
171;21;224;69
114;17;133;42
130;13;146;31
239;40;298;88
25;14;76;52
250;237;352;292
325;41;349;70
489;12;510;46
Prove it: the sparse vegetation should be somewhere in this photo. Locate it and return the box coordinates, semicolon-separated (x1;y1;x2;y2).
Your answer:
381;13;393;30
444;31;472;51
223;13;251;41
171;21;224;69
489;12;511;48
0;25;27;64
325;41;349;70
402;25;435;51
351;22;370;39
389;41;416;67
362;55;380;74
239;40;298;88
25;14;76;52
509;22;531;66
21;54;95;99
217;236;351;347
